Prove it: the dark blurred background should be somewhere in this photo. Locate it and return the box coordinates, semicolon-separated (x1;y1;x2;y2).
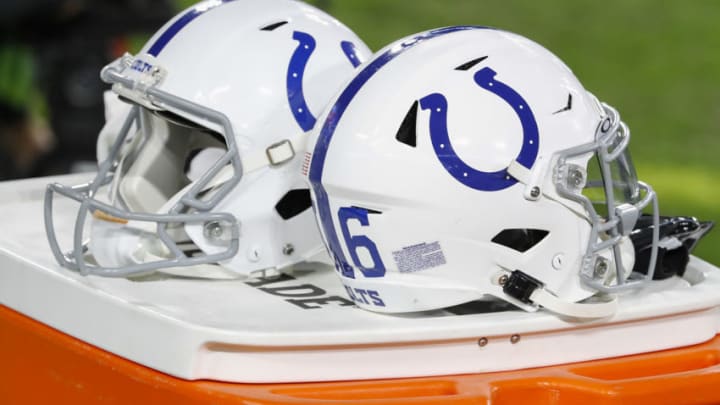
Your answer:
1;0;718;263
0;0;173;177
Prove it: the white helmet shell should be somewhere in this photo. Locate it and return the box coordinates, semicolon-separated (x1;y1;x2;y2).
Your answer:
305;27;659;319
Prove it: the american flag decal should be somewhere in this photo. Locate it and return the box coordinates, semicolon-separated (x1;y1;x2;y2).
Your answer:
301;152;312;176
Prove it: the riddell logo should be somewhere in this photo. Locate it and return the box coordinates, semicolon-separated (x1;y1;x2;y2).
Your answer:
301;152;312;176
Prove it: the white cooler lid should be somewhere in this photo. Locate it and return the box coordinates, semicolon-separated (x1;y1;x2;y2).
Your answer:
1;174;719;383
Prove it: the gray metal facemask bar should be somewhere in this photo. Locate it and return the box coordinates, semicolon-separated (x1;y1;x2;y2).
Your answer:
44;54;243;277
554;102;660;293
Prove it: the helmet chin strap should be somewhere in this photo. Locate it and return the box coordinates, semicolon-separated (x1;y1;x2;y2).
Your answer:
89;176;236;279
194;130;308;190
91;218;245;280
501;269;619;320
529;287;618;319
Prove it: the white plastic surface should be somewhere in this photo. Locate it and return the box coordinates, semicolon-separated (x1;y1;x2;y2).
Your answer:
1;174;720;383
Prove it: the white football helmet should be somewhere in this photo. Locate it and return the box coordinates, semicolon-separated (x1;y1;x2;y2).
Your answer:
305;27;659;319
44;0;371;278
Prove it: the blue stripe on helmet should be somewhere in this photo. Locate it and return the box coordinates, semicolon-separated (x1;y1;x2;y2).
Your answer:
147;0;236;57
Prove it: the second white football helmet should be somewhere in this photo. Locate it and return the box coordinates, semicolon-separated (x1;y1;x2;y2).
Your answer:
305;27;659;319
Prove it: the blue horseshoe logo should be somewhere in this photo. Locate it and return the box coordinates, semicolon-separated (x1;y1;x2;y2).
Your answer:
287;32;364;132
419;67;539;191
340;41;363;68
287;31;317;132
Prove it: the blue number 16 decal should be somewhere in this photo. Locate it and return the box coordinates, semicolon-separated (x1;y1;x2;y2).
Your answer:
338;207;386;277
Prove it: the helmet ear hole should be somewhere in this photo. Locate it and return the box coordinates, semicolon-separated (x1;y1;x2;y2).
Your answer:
491;229;549;253
275;189;312;220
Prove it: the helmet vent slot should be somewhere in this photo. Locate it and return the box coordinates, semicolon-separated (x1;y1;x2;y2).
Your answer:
454;56;488;71
553;93;573;114
395;101;418;147
260;21;288;31
275;189;312;220
491;229;549;253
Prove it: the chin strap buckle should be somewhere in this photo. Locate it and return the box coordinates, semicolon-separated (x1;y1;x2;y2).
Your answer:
503;270;543;304
266;139;296;166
